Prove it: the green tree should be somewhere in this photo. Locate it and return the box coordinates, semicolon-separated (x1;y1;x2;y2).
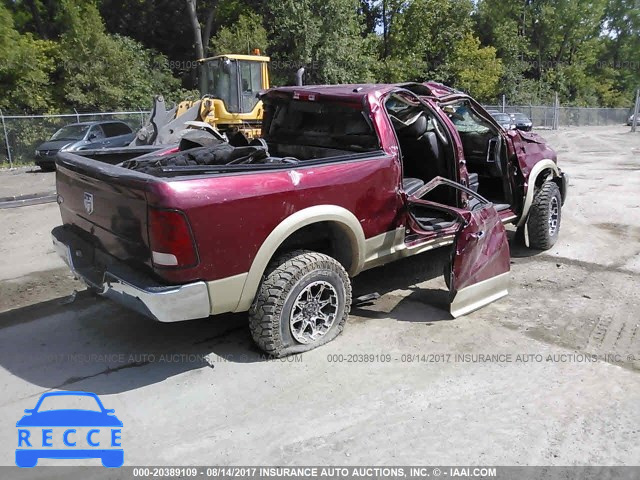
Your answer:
2;0;63;40
474;0;626;106
58;0;183;110
267;0;375;85
99;0;194;67
474;0;529;101
449;34;503;101
376;0;503;96
209;11;268;55
0;3;57;113
597;0;640;106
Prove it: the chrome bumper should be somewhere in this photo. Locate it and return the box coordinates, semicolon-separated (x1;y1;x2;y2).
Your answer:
52;227;211;323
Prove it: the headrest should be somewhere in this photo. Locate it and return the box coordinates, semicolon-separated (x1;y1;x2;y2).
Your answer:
401;114;428;138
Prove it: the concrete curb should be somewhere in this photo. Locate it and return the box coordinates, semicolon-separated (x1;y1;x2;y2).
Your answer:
0;191;57;209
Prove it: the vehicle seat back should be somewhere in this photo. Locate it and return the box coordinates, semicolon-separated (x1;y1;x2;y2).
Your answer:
420;131;446;178
402;177;425;196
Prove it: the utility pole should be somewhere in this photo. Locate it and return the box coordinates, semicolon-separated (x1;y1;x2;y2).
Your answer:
632;88;640;133
0;109;13;168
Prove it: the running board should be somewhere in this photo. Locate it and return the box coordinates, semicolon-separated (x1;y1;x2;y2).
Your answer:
450;272;510;318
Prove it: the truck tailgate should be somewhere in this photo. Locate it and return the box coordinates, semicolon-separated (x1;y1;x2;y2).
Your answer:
55;152;154;266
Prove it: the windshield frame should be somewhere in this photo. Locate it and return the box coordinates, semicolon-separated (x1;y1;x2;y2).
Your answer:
199;58;264;114
199;58;241;113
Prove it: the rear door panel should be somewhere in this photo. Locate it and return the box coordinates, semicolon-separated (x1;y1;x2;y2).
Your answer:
407;177;510;317
450;204;510;317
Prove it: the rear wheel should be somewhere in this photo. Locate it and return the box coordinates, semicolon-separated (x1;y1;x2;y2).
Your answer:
249;250;351;357
527;181;562;250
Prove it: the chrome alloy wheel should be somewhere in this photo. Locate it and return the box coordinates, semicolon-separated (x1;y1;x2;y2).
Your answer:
548;196;559;237
289;280;339;344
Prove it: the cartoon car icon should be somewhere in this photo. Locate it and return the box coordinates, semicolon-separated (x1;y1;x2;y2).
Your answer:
16;391;123;468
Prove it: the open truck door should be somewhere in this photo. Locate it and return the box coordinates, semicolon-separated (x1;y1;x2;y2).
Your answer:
407;177;510;317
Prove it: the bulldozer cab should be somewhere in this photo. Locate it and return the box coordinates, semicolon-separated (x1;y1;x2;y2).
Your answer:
131;53;270;147
198;54;270;115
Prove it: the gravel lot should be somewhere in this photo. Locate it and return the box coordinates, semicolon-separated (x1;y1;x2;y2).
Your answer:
0;165;55;200
0;126;638;468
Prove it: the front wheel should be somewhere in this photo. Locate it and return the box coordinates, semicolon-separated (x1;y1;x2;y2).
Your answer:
527;181;562;250
249;250;352;357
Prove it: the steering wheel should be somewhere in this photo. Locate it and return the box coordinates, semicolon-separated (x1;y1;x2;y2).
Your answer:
433;119;449;146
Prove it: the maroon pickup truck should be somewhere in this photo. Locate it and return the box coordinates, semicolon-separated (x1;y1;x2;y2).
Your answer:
52;82;567;356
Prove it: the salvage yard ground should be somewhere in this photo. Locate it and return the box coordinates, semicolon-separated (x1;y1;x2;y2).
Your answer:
0;126;639;467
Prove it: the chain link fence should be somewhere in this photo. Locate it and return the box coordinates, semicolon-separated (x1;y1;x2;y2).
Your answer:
0;111;149;167
0;103;636;167
482;104;632;129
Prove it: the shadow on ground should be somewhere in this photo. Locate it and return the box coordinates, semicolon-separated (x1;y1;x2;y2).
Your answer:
0;290;264;394
0;234;543;394
350;248;452;324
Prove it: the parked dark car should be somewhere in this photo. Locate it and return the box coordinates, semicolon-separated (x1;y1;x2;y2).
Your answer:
35;121;135;171
490;112;515;130
509;112;533;131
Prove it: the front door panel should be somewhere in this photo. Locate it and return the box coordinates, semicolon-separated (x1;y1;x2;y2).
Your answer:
450;203;510;317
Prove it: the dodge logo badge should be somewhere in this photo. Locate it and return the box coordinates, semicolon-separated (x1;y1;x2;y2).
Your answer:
83;192;94;215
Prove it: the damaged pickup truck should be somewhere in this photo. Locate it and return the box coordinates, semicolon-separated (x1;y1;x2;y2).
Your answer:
52;82;568;356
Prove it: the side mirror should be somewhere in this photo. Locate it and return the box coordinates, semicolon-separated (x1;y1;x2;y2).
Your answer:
88;134;97;141
24;409;34;414
104;409;115;414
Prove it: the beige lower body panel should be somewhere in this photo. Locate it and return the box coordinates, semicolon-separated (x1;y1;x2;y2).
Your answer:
362;228;455;272
206;272;249;315
450;271;510;318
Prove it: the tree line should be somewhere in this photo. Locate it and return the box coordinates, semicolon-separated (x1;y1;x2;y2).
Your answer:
1;0;638;114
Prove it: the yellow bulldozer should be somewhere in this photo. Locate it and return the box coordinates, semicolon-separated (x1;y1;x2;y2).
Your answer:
131;51;271;146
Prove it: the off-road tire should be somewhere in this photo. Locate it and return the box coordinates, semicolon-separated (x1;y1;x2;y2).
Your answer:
249;250;352;357
527;181;562;250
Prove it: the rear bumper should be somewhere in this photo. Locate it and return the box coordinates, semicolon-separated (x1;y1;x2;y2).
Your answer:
52;226;211;322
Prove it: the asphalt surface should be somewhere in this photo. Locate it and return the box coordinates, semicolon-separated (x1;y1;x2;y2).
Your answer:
0;126;638;470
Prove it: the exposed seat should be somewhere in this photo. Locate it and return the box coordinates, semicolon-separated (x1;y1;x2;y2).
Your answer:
413;215;457;232
469;198;511;213
493;203;511;212
468;172;479;192
402;177;425;196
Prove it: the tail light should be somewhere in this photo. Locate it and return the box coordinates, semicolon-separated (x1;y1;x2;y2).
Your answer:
148;208;198;268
